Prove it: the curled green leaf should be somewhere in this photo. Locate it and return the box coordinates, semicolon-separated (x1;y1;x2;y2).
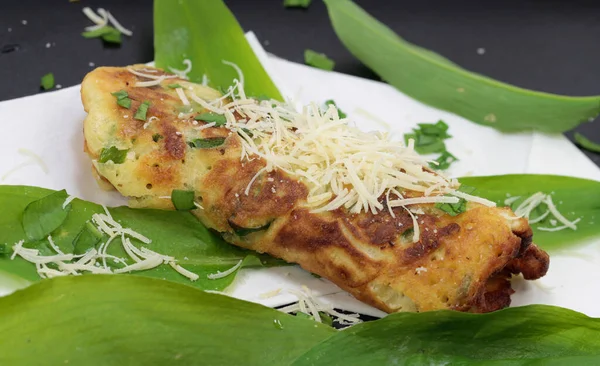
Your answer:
575;132;600;153
460;174;600;250
154;0;283;100
22;190;70;241
324;0;600;133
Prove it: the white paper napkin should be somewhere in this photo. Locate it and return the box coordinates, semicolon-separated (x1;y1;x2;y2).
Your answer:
0;32;598;318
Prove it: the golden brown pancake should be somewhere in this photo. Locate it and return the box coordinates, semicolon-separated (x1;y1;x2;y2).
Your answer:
81;65;549;313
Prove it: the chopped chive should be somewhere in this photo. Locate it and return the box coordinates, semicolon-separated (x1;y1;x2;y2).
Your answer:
429;151;458;170
229;220;272;237
82;26;122;44
152;134;163;142
134;101;151;121
111;90;132;109
72;221;103;255
40;73;55;90
167;83;183;89
435;185;476;216
414;140;446;155
188;138;226;149
304;49;335;71
574;132;600;153
324;99;347;119
99;146;129;164
171;189;196;211
194;112;227;126
284;0;312;8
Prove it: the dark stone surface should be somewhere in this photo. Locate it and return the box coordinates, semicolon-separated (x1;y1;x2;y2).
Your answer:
1;0;598;165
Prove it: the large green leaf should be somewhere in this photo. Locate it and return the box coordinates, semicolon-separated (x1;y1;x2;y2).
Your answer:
323;0;600;133
2;275;600;364
154;0;283;100
292;305;600;365
461;174;600;250
0;275;335;366
0;185;282;291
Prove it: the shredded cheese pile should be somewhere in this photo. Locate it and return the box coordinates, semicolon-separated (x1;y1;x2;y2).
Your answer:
128;62;497;242
506;192;580;231
178;64;496;213
278;286;362;326
11;205;199;281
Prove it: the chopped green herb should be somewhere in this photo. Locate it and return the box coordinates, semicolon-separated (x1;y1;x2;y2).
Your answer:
194;112;227;126
324;99;347;119
171;189;196;211
188;138;226;149
152;134;164;142
414;140;446;155
319;312;334;327
167;83;183;89
304;49;335;71
284;0;312;8
72;221;103;255
134;101;151;121
417;120;450;138
40;73;55;90
404;120;457;169
81;26;122;44
435;185;476;216
229;221;272;237
429;151;458;170
111;90;132;109
99;146;129;164
574;132;600;153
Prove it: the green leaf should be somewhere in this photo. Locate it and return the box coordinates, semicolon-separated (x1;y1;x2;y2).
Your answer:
460;174;600;250
575;132;600;153
171;189;196;211
324;99;347;119
154;0;283;100
21;190;70;241
134;100;151;121
304;49;335;71
188;138;226;149
0;275;335;366
0;185;283;291
292;305;600;365
167;83;183;89
98;146;128;164
194;112;227;125
284;0;312;8
82;26;122;44
40;73;54;90
323;0;600;133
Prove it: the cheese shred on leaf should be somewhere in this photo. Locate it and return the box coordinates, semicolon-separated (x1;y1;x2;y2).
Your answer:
10;206;199;281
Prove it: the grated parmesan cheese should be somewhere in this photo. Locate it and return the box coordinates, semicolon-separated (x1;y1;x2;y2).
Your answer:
207;260;243;280
9;207;199;282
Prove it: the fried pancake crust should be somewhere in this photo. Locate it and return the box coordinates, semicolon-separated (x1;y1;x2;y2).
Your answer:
82;66;549;313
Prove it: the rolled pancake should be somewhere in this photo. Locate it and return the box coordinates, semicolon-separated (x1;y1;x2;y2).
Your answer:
81;65;549;313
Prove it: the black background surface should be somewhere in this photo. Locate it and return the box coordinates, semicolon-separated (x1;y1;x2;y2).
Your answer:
1;0;599;166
